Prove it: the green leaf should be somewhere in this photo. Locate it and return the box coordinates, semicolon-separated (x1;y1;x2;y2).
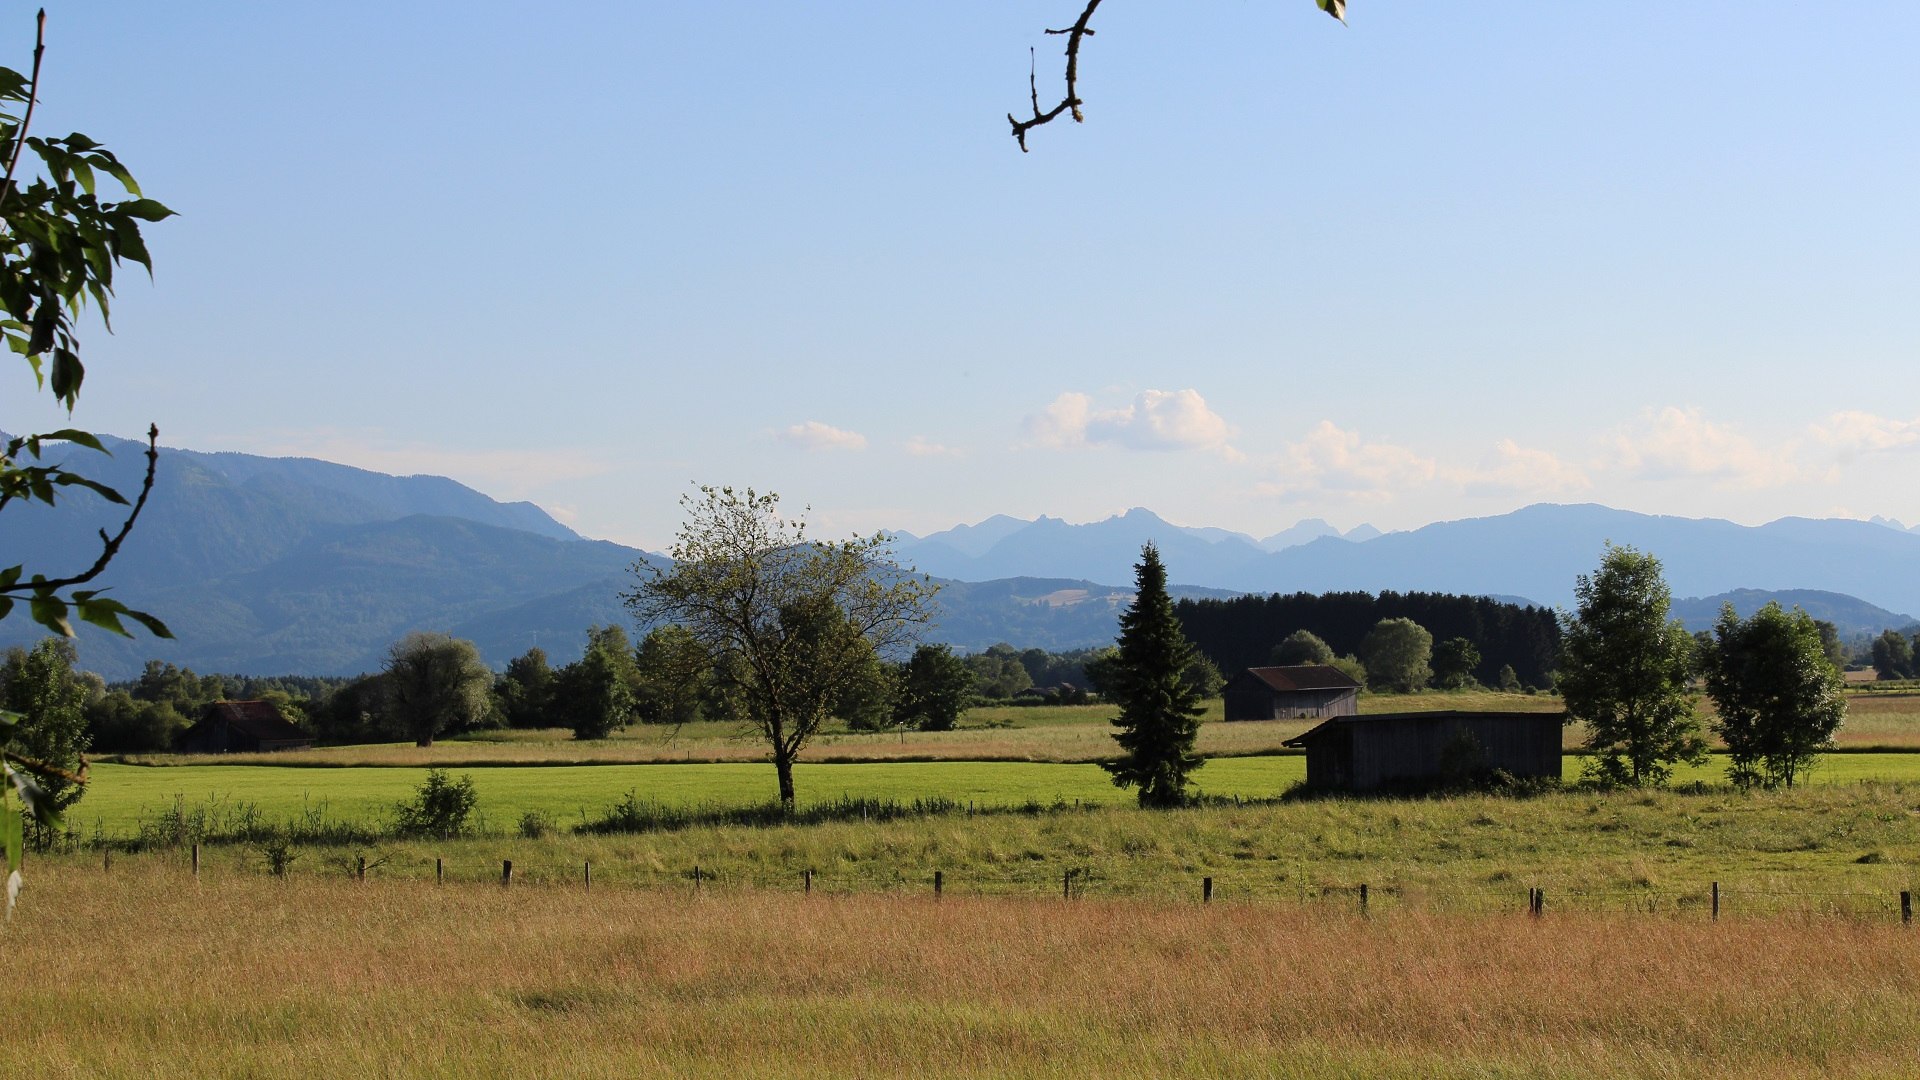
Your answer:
117;198;174;222
75;598;130;636
54;473;129;505
3;761;61;830
1316;0;1347;23
0;709;20;729
3;799;20;875
70;157;97;197
48;347;83;404
28;596;73;638
39;429;106;452
125;609;174;639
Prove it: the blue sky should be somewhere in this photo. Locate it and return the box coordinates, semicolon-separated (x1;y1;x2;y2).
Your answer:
17;2;1920;547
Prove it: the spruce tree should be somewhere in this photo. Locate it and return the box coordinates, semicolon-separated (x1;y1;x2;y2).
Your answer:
1103;543;1206;807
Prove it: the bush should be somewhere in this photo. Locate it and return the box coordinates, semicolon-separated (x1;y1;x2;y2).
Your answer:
393;769;479;838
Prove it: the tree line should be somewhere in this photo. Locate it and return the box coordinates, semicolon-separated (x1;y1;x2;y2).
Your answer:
1175;590;1561;689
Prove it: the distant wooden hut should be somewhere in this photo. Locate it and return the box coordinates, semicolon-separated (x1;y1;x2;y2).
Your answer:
1222;665;1362;721
179;700;314;754
1283;710;1564;792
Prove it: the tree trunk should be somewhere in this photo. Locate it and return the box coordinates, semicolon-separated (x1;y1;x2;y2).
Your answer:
774;750;797;813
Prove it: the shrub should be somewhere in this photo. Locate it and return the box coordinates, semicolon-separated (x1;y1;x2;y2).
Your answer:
394;769;479;838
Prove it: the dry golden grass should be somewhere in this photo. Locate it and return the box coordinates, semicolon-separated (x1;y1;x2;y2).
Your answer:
11;863;1920;1078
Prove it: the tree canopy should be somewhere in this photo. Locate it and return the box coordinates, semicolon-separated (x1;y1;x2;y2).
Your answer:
625;486;937;809
383;632;493;748
1558;545;1706;787
1360;618;1433;694
1702;602;1846;790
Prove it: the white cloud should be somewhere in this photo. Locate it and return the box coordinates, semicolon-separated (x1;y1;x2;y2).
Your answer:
1460;438;1592;497
1022;389;1239;459
1811;410;1920;455
777;420;867;452
904;435;962;458
1255;421;1439;503
1606;406;1799;488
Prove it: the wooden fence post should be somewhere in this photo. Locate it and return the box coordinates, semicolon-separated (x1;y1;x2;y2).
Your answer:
584;861;592;891
934;870;943;897
501;859;513;887
103;849;110;872
435;857;443;885
1063;869;1072;900
1359;883;1369;916
356;855;366;882
1712;881;1719;921
804;868;813;894
693;865;703;890
1903;891;1912;926
191;843;199;878
1203;876;1213;904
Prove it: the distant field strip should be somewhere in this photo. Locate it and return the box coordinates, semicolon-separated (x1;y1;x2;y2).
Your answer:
76;752;1920;837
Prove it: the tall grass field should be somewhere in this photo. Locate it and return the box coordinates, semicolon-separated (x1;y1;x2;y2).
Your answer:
11;864;1920;1079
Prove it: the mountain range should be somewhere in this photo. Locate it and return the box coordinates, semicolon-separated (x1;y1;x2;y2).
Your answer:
4;436;1917;679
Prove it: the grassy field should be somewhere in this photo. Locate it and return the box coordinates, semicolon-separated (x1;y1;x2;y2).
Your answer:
98;689;1920;771
69;751;1920;842
58;779;1920;913
10;863;1920;1078
104;690;1568;768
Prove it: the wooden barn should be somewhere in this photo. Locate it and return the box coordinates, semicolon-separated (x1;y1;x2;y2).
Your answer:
1283;710;1564;792
178;700;314;754
1223;665;1362;722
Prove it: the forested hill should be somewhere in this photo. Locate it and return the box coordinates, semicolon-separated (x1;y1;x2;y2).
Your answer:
1176;592;1562;689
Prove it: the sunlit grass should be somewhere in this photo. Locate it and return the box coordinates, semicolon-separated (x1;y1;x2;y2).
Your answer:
11;861;1920;1078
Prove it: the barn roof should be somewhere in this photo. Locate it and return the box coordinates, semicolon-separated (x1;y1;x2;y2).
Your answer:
1238;665;1362;692
1283;709;1568;747
203;700;308;742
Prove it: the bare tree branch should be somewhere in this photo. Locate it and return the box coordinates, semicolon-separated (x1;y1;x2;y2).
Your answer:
1008;0;1104;152
1011;1;1348;151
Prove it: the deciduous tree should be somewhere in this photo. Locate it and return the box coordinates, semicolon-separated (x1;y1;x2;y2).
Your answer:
1870;629;1913;681
632;624;711;727
383;631;492;748
1270;629;1335;666
1558;545;1707;787
1702;603;1846;790
1;639;91;819
494;647;555;730
893;643;973;732
557;626;640;741
624;486;936;810
1103;544;1206;808
1431;637;1481;690
1360;617;1433;693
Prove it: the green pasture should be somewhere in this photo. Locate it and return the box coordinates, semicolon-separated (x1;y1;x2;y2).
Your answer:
74;751;1920;839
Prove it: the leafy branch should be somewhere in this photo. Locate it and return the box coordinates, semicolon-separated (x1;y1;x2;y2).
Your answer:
1010;0;1347;151
0;424;168;638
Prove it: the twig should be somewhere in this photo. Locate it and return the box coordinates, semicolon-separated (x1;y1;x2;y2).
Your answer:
1008;0;1104;152
0;8;46;210
3;423;160;594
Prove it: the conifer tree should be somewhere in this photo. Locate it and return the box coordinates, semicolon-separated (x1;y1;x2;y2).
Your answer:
1103;543;1206;807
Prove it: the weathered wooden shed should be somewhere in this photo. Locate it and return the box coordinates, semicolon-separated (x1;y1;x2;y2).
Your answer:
1223;665;1362;721
179;700;314;754
1282;710;1564;791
